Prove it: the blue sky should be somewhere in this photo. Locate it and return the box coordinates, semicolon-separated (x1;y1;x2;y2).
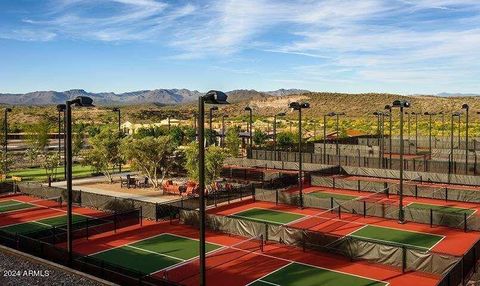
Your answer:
1;0;480;94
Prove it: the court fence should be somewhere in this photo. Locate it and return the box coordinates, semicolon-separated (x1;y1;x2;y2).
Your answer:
311;172;480;204
172;208;474;286
250;148;479;176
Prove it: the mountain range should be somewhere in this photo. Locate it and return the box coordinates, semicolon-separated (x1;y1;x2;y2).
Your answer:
0;89;310;105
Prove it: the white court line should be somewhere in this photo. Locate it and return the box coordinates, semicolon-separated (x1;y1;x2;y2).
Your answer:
245;262;293;286
124;245;184;262
245;260;390;286
229;207;305;226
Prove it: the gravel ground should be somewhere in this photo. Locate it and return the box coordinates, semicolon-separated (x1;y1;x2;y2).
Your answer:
0;248;108;286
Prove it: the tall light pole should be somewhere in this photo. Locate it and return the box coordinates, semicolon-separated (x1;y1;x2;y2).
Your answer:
392;100;410;224
244;107;253;157
208;106;218;146
385;105;393;167
424;112;436;157
221;114;228;147
462;104;469;174
66;97;94;263
334;112;345;164
324;112;335;164
450;112;461;178
406;112;411;153
273;112;286;161
439;111;445;139
198;91;228;286
373;112;384;168
457;113;462;149
56;105;66;179
3;108;12;176
290;102;310;209
412;112;419;154
112;108;122;173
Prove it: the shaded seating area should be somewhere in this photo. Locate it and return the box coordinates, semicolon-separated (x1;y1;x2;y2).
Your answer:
120;174;150;189
162;180;197;197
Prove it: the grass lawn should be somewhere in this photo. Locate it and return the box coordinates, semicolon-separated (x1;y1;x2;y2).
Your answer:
230;208;305;225
407;202;476;216
308;192;359;201
249;263;388;286
8;165;128;182
89;233;221;275
349;225;443;250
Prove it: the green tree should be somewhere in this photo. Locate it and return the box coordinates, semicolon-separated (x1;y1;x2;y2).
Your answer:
276;132;296;150
73;126;85;158
83;128;123;182
42;152;60;182
253;130;268;147
183;126;196;143
0;150;14;181
184;143;226;185
169;126;185;146
122;136;175;188
225;126;241;157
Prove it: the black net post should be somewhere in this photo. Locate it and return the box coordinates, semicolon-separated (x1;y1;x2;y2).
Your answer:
338;205;342;219
140;206;143;227
445;188;448;202
415;185;418;199
251;184;255;202
363;201;366;218
155;203;159;222
330;197;334;210
52;226;56;244
114;212;117;234
357;180;361;191
275;190;279;205
430;209;433;227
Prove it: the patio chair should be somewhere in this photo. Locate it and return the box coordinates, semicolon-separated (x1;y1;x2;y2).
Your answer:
137;177;149;188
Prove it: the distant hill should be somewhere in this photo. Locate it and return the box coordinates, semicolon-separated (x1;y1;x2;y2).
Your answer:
436;92;480;97
0;88;309;105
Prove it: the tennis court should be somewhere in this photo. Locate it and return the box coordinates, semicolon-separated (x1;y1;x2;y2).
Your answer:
248;262;389;286
230;208;305;225
406;202;476;216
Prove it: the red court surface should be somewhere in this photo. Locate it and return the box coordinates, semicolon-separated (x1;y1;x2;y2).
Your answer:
210;199;480;256
0;194;105;227
300;185;480;215
71;219;441;286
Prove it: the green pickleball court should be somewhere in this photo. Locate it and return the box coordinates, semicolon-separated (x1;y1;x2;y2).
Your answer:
0;200;35;213
230;208;305;225
88;233;222;275
308;192;359;201
349;225;443;250
407;202;476;216
249;262;388;286
0;214;91;235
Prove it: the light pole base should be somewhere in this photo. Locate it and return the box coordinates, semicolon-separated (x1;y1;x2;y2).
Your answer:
398;220;406;224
